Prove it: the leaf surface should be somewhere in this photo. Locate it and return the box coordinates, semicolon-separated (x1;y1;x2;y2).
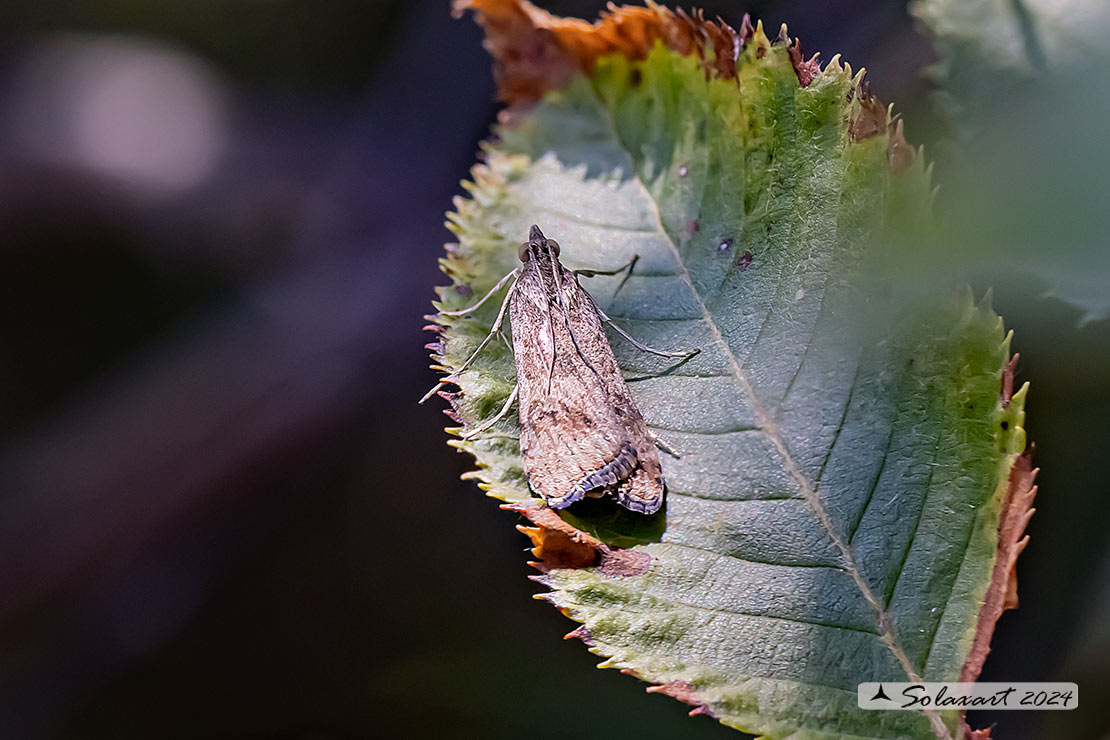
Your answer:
428;3;1032;738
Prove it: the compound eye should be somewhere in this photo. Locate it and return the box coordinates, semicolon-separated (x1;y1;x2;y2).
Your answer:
547;239;561;257
518;243;531;262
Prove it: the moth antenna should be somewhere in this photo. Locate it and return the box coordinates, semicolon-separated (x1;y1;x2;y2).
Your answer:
546;243;569;393
545;299;558;392
547;241;606;391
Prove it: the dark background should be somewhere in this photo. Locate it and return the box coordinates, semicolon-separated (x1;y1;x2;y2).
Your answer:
0;1;1105;739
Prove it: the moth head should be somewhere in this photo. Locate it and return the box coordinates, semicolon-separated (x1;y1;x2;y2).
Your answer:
519;225;560;262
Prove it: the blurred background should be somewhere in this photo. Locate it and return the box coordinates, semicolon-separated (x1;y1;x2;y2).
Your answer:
0;1;1105;738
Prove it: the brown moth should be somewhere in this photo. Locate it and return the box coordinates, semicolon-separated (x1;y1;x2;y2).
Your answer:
423;225;696;514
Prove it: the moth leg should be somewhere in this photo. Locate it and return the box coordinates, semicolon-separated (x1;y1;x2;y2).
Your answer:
438;268;520;316
576;254;638;299
574;254;638;278
460;383;518;440
650;432;681;458
596;307;701;359
419;276;518;404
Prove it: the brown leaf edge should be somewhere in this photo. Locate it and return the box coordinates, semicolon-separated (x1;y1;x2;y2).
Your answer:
453;0;914;173
506;499;652;577
505;500;712;715
959;356;1037;740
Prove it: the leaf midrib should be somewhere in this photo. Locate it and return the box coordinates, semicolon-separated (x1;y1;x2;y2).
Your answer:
587;79;955;740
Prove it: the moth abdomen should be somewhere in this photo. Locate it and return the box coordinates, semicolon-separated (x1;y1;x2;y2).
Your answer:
616;484;663;515
554;440;639;508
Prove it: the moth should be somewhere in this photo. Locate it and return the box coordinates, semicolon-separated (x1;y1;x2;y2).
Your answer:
423;225;697;514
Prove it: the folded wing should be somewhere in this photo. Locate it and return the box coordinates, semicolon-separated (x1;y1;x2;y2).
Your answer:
510;259;663;514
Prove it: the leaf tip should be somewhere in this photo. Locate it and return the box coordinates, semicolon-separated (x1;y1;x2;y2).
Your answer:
979;286;996;312
849;89;886;142
888;118;914;174
739;13;755;45
1000;351;1018;407
787;37;821;87
646;680;716;719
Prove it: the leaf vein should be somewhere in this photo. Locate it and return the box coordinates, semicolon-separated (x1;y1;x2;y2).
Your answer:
813;353;864;496
667;489;801;503
528;204;659;234
884;440;942;611
848;415;899;545
646;423;761;435
663;540;847;572
577;591;881;637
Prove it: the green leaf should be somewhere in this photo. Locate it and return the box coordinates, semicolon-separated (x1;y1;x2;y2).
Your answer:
429;5;1030;739
913;0;1110;323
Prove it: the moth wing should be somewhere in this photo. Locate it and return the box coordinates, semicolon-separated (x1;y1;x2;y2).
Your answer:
511;267;626;507
510;264;664;512
571;284;665;514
